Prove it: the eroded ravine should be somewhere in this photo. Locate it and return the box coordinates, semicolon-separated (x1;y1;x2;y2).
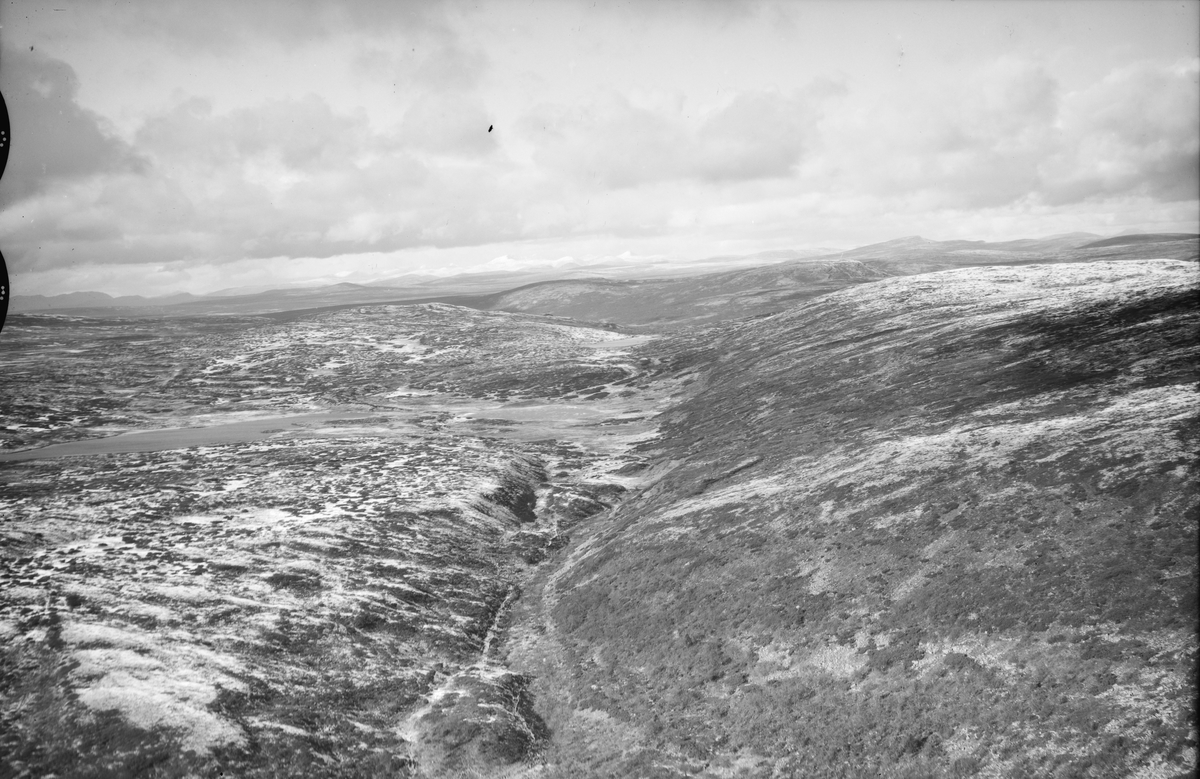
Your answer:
399;464;614;778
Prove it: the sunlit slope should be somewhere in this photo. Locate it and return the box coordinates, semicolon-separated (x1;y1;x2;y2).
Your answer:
478;261;887;327
481;234;1198;328
517;260;1199;778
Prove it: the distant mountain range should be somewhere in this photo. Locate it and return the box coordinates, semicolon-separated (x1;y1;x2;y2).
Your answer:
465;231;1200;327
10;289;203;311
9;246;841;313
10;233;1197;324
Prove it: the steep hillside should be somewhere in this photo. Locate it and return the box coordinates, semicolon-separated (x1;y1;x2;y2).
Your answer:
1079;234;1200;250
507;260;1199;778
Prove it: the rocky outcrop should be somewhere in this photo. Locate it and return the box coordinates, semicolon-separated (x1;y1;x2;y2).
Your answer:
479;458;548;525
405;667;550;777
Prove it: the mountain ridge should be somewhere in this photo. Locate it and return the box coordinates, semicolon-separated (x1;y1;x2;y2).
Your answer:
11;233;1196;321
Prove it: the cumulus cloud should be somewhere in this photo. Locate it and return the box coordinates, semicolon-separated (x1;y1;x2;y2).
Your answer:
398;92;497;157
139;97;347;171
524;83;841;188
697;88;830;181
798;56;1199;212
2;1;1196;300
1;85;519;276
0;50;145;204
1042;58;1200;204
799;59;1060;208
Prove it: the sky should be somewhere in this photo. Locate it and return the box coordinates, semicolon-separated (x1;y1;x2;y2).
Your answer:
0;0;1197;297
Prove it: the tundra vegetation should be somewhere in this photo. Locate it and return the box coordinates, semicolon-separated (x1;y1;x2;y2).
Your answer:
1;244;1197;778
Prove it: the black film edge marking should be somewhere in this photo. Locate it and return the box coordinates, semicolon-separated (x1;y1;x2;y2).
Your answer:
0;89;8;181
0;90;8;334
0;248;9;335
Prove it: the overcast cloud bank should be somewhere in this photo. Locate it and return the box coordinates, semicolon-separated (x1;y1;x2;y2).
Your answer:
1;0;1196;296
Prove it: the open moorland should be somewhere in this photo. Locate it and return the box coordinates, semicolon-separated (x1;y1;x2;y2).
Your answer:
1;238;1197;778
1;304;678;777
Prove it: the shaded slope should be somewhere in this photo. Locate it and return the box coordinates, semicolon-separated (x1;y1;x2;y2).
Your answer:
832;233;1199;277
1079;233;1200;249
510;260;1199;778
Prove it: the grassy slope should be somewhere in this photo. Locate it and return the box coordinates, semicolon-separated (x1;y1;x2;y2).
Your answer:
508;260;1199;778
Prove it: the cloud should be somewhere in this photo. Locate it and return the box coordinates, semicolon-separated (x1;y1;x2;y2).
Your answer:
134;94;376;173
411;39;489;91
2;8;1195;301
1042;58;1200;204
0;87;523;276
801;59;1060;209
696;88;834;181
398;92;497;157
352;32;490;94
524;84;840;189
591;0;762;27
112;0;453;53
802;57;1199;211
0;49;145;204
